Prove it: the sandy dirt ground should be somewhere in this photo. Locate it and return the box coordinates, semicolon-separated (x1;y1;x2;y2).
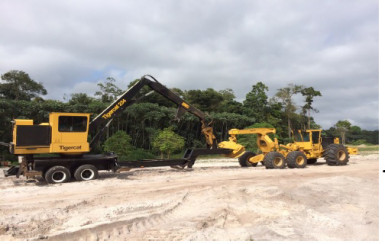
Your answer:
0;153;379;241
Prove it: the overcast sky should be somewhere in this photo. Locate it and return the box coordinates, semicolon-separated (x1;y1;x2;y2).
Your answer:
0;0;379;130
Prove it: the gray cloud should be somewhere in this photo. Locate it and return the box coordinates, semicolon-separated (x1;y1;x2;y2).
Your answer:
0;0;379;129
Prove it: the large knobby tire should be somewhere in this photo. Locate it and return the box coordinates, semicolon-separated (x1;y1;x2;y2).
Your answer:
286;151;307;168
263;152;286;169
45;166;71;184
238;151;257;167
74;164;99;181
324;144;349;166
307;158;317;164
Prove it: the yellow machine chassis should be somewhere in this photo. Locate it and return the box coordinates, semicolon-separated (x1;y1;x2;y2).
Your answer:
218;128;358;166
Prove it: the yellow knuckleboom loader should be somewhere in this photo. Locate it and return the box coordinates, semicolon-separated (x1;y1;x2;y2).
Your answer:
219;128;358;169
2;75;231;184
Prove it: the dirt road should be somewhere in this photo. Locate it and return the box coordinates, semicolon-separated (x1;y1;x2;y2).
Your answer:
0;154;379;241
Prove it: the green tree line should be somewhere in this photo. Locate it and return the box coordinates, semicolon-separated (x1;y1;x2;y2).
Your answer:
0;70;378;160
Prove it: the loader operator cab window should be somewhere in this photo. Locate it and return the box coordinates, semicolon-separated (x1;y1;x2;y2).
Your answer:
302;132;310;141
312;131;320;144
294;131;310;142
59;116;88;132
294;132;302;142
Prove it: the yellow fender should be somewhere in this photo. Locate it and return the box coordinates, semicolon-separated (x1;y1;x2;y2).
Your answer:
249;154;265;164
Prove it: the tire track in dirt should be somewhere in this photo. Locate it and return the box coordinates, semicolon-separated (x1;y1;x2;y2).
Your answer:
42;191;190;241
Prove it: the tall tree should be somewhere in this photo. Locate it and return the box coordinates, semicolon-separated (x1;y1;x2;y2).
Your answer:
95;77;123;103
275;84;303;138
0;70;47;101
219;88;236;102
94;77;124;138
217;88;243;113
350;125;362;135
183;88;224;112
300;87;322;129
243;82;269;121
69;93;95;105
335;120;351;144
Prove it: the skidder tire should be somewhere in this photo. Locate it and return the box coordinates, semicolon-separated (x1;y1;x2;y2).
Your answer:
286;151;307;168
74;164;99;181
45;166;71;184
307;158;317;164
324;144;349;166
238;151;257;167
264;152;286;169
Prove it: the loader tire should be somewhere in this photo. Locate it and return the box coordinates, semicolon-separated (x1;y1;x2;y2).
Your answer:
238;151;257;167
286;151;307;168
45;166;71;184
307;158;317;164
74;164;99;181
263;152;286;169
324;144;349;166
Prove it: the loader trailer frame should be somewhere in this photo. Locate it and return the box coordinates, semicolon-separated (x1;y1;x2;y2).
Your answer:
3;148;232;183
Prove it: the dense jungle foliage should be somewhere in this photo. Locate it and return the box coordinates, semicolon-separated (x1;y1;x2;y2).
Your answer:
0;70;379;160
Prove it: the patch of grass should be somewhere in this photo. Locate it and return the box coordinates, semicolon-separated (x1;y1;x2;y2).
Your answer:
356;145;379;152
358;146;380;151
119;149;156;161
168;151;184;159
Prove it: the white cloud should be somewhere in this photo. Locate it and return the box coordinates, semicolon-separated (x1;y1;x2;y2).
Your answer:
0;0;379;130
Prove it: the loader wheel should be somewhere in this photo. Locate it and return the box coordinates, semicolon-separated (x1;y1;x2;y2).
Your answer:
45;166;71;184
324;144;349;166
74;164;99;181
286;151;307;168
238;151;257;167
263;152;286;169
307;158;317;164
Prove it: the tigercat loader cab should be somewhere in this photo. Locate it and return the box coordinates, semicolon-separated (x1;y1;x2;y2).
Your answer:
11;113;91;155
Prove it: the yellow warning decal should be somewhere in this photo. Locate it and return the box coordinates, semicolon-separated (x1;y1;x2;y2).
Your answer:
181;102;190;109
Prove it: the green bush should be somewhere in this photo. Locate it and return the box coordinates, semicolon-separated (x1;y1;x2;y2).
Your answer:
103;131;157;160
128;148;156;160
103;130;134;160
350;139;368;145
152;127;185;159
